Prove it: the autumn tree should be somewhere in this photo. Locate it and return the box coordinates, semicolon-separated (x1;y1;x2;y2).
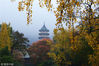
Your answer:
48;28;72;66
48;28;93;66
76;1;99;65
0;23;14;63
28;38;53;65
0;23;12;51
51;0;98;65
87;15;99;66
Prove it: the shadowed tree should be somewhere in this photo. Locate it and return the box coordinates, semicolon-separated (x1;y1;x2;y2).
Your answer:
11;31;29;54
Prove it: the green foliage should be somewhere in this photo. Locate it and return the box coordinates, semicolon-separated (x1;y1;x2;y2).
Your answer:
11;31;29;54
71;37;93;66
0;46;14;63
0;47;23;65
38;59;57;66
0;46;11;56
0;56;14;63
14;61;23;66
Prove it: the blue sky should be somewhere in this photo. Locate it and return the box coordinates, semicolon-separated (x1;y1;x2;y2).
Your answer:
0;0;57;44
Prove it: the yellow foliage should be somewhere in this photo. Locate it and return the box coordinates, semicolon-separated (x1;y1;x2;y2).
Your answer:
0;23;12;51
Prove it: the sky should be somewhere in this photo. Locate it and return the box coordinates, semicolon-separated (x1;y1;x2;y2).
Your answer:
0;0;57;44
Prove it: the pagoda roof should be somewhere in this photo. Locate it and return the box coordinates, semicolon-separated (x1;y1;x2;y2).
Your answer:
39;24;49;32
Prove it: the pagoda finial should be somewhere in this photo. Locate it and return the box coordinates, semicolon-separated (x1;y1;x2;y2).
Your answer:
44;21;45;25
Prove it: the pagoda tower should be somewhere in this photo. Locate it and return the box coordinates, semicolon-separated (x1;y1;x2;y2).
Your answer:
39;24;50;39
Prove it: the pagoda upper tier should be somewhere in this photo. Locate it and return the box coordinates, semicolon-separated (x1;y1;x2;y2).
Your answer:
39;24;49;32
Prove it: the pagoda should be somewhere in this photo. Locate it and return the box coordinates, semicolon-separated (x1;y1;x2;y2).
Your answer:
39;24;50;39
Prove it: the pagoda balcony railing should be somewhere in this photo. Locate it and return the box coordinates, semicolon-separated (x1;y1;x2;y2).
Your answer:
39;30;49;32
39;35;49;37
39;37;49;39
39;33;49;35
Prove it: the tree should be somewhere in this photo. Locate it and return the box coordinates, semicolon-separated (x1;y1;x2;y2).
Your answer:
0;46;14;63
48;28;94;66
76;5;99;65
48;28;72;66
28;38;52;65
87;16;99;66
11;31;29;54
0;23;12;51
71;36;93;66
12;50;24;62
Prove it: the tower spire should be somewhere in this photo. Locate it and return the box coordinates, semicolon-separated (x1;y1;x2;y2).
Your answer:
44;21;45;26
